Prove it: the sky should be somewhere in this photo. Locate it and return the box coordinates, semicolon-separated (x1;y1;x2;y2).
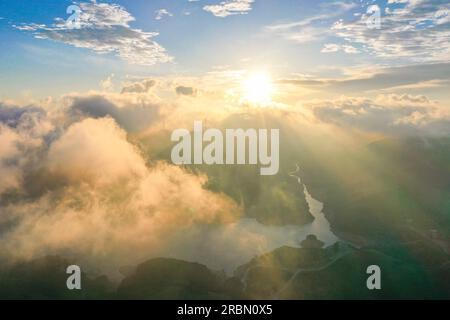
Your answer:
0;0;449;102
0;0;450;276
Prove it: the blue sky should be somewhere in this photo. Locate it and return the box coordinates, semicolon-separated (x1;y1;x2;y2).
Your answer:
0;0;449;101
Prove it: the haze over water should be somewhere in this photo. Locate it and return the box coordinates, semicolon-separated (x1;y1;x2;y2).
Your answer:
162;165;339;274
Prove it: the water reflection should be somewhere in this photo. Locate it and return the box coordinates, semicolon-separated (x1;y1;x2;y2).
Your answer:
165;164;339;274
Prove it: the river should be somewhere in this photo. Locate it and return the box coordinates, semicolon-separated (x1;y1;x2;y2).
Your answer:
163;164;340;274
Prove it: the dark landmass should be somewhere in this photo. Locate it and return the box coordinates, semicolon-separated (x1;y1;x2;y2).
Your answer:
2;114;449;299
0;256;114;300
2;237;449;299
117;258;243;299
137;113;315;226
299;136;450;242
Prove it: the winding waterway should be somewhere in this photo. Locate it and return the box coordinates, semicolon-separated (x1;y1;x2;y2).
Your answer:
164;164;340;274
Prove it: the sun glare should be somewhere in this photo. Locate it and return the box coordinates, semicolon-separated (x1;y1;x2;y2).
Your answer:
241;72;274;105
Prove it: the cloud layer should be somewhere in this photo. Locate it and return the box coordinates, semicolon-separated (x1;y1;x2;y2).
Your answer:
15;1;172;66
0;73;449;275
203;0;254;18
266;0;450;62
309;94;450;136
0;94;240;274
333;0;450;61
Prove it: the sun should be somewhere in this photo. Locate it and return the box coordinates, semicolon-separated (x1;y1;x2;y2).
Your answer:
241;72;274;105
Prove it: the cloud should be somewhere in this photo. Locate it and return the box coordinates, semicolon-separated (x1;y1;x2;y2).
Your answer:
155;9;173;20
265;0;450;62
321;43;340;53
46;117;148;185
332;0;450;62
341;45;360;54
278;62;450;93
121;79;156;94
69;93;161;132
0;124;23;193
1;71;448;276
0;103;45;127
203;0;254;18
0;81;316;274
14;1;172;66
0;104;54;194
376;79;450;92
266;24;330;44
100;74;115;91
0;111;240;274
318;43;362;55
175;85;197;96
309;94;450;136
265;2;356;43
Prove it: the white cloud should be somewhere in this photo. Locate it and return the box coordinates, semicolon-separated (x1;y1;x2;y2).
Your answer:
203;0;254;18
265;0;450;63
0;108;240;274
0;72;449;276
321;43;360;54
155;9;173;20
279;62;450;95
333;0;450;62
0;124;23;193
47;117;148;185
15;1;172;66
342;45;360;54
121;79;156;94
321;43;340;53
0;105;54;194
265;3;356;43
387;0;409;4
68;92;162;132
309;94;450;136
100;74;115;91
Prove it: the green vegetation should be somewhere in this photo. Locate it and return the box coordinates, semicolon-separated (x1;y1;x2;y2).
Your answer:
0;256;114;300
4;114;448;299
3;239;448;299
236;243;449;299
117;258;243;300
